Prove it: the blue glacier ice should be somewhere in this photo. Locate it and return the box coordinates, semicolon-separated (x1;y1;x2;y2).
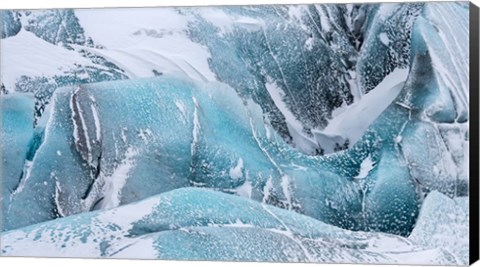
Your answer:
2;66;421;236
2;2;470;238
0;2;471;265
1;4;428;154
0;187;458;264
355;3;423;93
397;2;469;197
1;93;35;227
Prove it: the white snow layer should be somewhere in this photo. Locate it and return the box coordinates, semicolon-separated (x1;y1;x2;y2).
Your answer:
229;158;244;179
354;155;375;179
1;30;100;90
313;68;409;151
74;8;216;83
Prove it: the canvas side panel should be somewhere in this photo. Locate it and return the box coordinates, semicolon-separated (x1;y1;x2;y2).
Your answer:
470;2;480;265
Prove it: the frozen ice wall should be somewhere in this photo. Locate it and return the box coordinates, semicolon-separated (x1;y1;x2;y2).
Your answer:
1;188;460;264
1;93;35;229
0;2;471;265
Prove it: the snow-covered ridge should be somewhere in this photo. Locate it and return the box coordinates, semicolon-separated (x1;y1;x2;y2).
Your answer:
0;2;470;264
313;68;409;153
1;187;463;264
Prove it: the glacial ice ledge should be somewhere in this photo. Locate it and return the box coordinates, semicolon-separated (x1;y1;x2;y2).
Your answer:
1;188;463;265
0;2;470;265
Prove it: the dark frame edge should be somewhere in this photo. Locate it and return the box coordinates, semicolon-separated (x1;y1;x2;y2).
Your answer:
470;1;480;266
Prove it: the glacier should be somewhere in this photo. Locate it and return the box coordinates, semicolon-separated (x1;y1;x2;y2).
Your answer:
409;190;469;265
3;72;420;236
0;188;460;264
0;1;471;265
1;93;35;218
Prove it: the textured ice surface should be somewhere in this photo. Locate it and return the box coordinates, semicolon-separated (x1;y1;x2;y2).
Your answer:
397;2;469;197
0;11;21;38
1;93;35;228
0;2;470;264
409;191;469;265
0;4;423;154
0;188;458;264
2;72;425;237
355;3;423;93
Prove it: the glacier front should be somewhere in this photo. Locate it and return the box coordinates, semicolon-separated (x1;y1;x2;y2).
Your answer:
0;1;470;265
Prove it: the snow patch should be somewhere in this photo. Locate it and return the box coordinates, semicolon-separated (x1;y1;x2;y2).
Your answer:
354;155;375;179
314;68;409;150
280;175;293;210
74;8;216;83
379;32;390;45
175;100;187;123
236;180;253;199
90;100;102;141
191;97;201;157
100;147;138;209
262;176;274;203
229;158;244;179
0;30;99;90
265;81;318;154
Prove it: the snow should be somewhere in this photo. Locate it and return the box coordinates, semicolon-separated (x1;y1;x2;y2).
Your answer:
191;96;201;156
379;32;390;45
314;68;409;148
263;82;292;126
0;30;97;90
54;175;65;217
409;191;469;265
74;8;216;83
229;158;244;179
262;176;274;203
110;237;158;259
316;6;332;32
265;81;317;154
175;100;187;122
100;147;138;209
70;86;93;163
75;8;188;49
90;97;102;141
1;193;162;258
11;161;33;196
354;155;375;179
304;37;314;50
235;180;253;199
280;175;293;210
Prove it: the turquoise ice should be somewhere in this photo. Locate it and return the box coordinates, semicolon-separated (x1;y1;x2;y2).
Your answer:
0;2;470;264
0;187;459;264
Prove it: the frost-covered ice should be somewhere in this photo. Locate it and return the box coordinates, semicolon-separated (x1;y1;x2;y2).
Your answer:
313;68;409;153
409;191;469;265
0;188;459;264
0;2;471;265
1;92;35;228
